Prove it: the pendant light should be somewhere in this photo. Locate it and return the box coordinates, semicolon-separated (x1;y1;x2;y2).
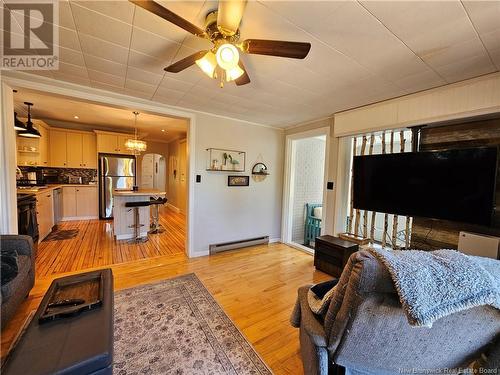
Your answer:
18;102;41;138
125;111;147;154
14;112;26;131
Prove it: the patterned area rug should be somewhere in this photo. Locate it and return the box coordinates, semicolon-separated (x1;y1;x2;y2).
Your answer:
44;229;79;241
114;273;272;375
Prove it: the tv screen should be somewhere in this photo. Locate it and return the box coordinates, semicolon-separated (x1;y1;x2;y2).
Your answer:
352;147;498;226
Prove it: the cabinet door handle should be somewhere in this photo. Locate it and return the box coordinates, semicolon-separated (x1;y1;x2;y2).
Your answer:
47;194;51;197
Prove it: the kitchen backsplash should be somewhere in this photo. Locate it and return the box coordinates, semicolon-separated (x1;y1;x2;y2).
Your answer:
19;166;97;184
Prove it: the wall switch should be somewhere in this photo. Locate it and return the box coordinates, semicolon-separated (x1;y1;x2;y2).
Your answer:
327;181;334;190
196;175;201;183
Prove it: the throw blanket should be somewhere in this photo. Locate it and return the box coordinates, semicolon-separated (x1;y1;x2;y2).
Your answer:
369;248;500;328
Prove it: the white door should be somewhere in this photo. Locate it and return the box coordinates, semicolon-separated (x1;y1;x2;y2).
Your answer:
141;154;154;189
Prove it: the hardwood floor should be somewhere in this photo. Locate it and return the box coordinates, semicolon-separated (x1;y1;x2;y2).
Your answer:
35;206;186;277
1;243;329;374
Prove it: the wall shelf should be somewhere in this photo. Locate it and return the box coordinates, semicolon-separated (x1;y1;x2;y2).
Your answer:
206;148;246;172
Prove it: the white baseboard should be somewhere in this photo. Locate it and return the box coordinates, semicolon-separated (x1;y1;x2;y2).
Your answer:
269;237;281;244
166;203;181;213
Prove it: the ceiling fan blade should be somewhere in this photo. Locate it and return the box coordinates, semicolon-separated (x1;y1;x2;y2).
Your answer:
130;0;206;37
235;60;250;86
165;50;208;73
217;0;247;36
241;39;311;59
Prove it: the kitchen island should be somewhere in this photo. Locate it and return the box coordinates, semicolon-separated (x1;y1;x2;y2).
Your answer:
113;189;166;240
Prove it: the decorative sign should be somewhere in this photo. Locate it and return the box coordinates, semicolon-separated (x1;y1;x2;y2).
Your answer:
228;175;249;187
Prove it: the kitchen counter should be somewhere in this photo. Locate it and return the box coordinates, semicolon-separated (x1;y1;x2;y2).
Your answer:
17;183;97;194
113;189;166;196
112;189;166;240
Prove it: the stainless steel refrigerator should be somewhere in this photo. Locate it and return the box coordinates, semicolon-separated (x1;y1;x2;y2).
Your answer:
99;154;136;219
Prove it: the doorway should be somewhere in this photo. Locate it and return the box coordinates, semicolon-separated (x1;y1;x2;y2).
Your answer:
283;127;330;253
141;153;166;191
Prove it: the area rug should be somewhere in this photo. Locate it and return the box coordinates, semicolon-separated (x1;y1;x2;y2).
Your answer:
114;273;272;375
44;229;79;241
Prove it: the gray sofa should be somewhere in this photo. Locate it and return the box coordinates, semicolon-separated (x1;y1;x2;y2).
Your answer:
292;250;500;374
1;235;35;330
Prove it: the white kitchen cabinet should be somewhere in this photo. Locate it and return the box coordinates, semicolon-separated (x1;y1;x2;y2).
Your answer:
36;190;54;242
62;186;98;220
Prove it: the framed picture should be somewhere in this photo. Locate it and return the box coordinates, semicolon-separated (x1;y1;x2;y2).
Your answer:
228;175;249;187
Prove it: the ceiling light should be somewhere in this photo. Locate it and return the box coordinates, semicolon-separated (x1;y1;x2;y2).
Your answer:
196;51;217;78
74;115;79;119
161;129;165;132
14;112;26;131
216;43;239;71
18;102;41;138
125;111;147;155
225;65;244;82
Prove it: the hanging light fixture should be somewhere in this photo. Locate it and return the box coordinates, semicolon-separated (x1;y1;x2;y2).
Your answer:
14;112;26;131
125;111;147;154
18;102;41;138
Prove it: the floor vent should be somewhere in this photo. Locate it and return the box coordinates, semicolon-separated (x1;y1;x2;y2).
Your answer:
209;236;269;254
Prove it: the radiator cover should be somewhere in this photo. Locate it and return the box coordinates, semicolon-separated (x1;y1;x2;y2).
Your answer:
209;236;269;254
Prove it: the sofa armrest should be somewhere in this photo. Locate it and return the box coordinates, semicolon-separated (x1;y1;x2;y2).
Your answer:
0;235;34;257
297;286;328;347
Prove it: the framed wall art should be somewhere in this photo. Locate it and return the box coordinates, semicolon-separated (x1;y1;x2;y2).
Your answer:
228;175;249;187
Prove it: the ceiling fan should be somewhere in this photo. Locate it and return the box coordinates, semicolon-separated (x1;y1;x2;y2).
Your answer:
130;0;312;87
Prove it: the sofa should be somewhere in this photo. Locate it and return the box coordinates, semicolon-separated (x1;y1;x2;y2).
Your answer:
292;250;500;374
1;235;35;330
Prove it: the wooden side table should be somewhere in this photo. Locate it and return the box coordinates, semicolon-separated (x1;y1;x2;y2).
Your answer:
314;235;359;277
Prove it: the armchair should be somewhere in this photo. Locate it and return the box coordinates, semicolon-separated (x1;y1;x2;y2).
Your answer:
1;235;35;329
292;250;500;374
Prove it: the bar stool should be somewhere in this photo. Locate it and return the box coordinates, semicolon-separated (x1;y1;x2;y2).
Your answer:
125;201;151;243
149;197;168;234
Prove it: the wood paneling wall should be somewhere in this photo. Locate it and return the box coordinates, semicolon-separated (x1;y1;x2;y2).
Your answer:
411;118;500;250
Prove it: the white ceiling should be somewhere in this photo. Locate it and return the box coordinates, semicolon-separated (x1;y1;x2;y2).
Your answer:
13;88;187;143
3;0;500;128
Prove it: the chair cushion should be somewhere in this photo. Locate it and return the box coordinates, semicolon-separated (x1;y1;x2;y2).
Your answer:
313;207;323;219
1;255;31;301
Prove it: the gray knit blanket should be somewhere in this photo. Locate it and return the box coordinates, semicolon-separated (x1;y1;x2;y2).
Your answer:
369;248;500;327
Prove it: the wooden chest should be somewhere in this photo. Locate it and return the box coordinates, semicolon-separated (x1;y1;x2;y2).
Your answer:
314;235;359;277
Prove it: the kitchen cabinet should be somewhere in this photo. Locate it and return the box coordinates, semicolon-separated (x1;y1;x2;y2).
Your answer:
16;121;49;166
50;129;68;167
82;133;97;168
38;123;49;166
66;132;83;168
62;186;98;220
50;129;96;168
36;190;54;242
96;131;132;155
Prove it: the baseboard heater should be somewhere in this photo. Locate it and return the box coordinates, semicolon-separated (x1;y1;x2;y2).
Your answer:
209;236;269;254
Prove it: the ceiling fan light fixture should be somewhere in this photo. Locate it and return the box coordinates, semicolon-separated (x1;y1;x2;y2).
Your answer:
196;51;217;78
225;65;244;81
216;43;239;70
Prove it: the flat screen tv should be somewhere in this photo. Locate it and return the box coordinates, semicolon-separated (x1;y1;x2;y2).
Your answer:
352;147;498;226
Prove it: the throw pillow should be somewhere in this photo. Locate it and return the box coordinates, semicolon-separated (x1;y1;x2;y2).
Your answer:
308;279;339;316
